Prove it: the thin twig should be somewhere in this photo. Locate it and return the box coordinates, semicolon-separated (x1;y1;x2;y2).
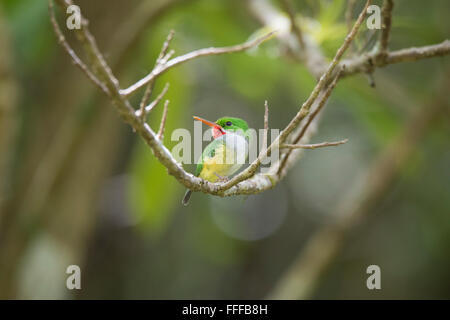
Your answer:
48;0;110;96
279;0;305;48
385;40;450;62
214;0;371;193
139;30;175;121
282;0;371;134
30;0;181;233
51;0;450;199
341;39;450;76
248;0;327;78
293;68;344;145
366;72;376;88
157;100;169;140
281;139;348;149
53;0;136;119
268;90;447;300
120;31;276;96
380;0;394;52
277;68;343;175
357;29;378;54
110;0;185;66
157;30;175;64
139;80;155;122
159;49;176;65
260;101;269;157
135;83;169;118
345;0;357;33
3;3;189;295
263;100;269;145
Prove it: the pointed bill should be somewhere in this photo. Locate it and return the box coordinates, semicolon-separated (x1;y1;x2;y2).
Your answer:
193;116;225;138
193;116;217;128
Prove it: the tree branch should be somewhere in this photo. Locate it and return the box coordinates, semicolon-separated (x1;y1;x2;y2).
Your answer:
138;31;175;122
157;100;169;141
345;0;357;33
139;80;154;122
268;87;448;299
277;67;343;175
341;40;450;77
49;0;110;96
259;101;269;158
380;0;394;52
120;31;276;97
49;0;274;196
50;0;450;201
279;0;305;48
281;139;348;149
136;83;169;118
214;0;371;194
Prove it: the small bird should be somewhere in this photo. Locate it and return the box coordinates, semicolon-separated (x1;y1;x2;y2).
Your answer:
182;116;250;206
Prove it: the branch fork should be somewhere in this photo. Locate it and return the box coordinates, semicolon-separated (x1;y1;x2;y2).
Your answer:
49;0;449;199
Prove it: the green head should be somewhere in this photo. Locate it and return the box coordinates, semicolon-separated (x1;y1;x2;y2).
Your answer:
215;117;249;133
194;116;249;139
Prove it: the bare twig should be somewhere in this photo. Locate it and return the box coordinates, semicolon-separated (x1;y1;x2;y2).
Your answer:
341;40;450;77
136;83;169;118
120;31;276;96
53;0;136;123
139;80;154;122
263;100;269;144
294;69;343;145
157;30;175;63
283;0;371;130
51;0;450;199
260;100;269;157
49;0;271;196
159;49;176;65
139;31;175;122
157;100;169;140
380;0;394;52
277;67;344;175
366;72;376;87
214;1;372;194
248;0;327;78
385;40;450;62
25;0;181;231
48;0;110;96
281;139;348;149
268;89;448;300
279;0;305;48
345;0;357;33
357;29;378;54
0;0;187;298
111;0;187;66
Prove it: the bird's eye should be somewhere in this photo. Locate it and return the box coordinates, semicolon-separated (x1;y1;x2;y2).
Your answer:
226;121;232;126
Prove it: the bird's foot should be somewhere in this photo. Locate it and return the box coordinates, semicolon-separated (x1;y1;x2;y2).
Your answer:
214;172;229;183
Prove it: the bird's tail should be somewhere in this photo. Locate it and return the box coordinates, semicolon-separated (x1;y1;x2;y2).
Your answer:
182;190;193;206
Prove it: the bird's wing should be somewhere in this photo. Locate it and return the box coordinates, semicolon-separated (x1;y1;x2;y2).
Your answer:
195;138;225;176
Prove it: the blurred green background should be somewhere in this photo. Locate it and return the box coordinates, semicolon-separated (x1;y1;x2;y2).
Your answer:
0;0;449;299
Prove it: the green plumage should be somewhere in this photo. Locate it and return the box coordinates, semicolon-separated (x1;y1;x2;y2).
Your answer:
182;116;250;206
194;138;222;176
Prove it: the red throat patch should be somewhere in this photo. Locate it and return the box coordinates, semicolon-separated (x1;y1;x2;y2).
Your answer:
212;126;226;139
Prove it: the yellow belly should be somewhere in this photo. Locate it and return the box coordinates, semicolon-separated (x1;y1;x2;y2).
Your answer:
199;160;236;182
199;145;241;182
